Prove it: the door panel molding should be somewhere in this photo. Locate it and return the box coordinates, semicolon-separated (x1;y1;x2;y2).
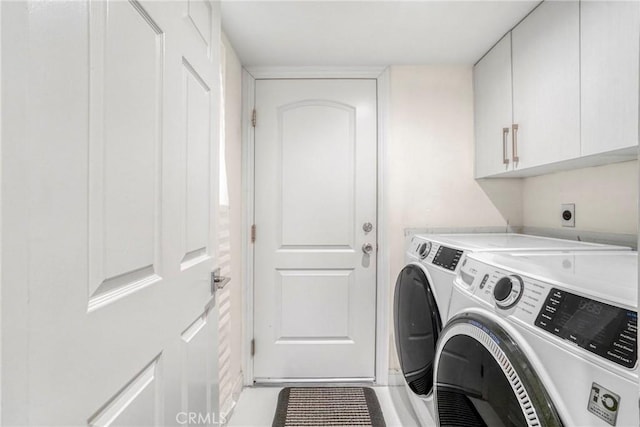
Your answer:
179;308;218;420
187;0;212;50
275;269;354;341
180;57;213;271
88;354;163;427
277;100;356;249
88;0;164;310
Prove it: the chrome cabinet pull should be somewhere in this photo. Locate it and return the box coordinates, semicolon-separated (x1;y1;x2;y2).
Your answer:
512;124;520;164
502;127;510;165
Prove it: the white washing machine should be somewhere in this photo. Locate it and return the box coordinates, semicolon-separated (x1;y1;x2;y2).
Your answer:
434;250;637;426
393;233;630;426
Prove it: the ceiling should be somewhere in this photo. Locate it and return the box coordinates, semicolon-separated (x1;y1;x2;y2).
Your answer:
220;0;540;67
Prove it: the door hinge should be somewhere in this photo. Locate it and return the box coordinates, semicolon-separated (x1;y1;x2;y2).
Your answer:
251;224;256;243
251;109;256;127
251;339;255;356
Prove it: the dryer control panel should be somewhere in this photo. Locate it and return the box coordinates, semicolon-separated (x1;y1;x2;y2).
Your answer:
432;246;464;271
408;237;464;272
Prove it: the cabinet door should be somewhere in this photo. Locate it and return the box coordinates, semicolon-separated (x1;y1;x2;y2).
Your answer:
474;34;513;178
581;0;639;155
512;0;580;169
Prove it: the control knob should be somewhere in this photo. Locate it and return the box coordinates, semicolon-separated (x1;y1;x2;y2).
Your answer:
493;275;524;309
418;241;432;259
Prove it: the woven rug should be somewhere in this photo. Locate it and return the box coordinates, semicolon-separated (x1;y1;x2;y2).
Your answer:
272;387;386;427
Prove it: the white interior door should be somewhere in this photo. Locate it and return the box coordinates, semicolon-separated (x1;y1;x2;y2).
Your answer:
2;1;221;425
253;79;377;381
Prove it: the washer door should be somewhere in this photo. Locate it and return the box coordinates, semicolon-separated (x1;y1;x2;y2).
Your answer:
434;313;563;427
394;264;443;396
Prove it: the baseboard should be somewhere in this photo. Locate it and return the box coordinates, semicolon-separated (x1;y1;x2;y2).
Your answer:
232;371;243;402
387;370;405;387
220;371;244;426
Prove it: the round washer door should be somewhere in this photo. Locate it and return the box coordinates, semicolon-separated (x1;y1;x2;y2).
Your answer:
394;264;443;396
434;312;563;427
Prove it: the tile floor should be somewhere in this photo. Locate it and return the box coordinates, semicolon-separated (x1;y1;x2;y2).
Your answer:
226;385;420;427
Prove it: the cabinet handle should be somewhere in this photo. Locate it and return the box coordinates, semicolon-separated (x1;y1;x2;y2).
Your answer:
512;124;520;163
502;127;510;165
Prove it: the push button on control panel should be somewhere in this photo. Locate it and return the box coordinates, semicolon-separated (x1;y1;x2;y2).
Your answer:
479;274;489;290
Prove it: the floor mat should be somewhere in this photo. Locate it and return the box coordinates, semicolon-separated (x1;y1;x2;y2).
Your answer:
272;387;386;427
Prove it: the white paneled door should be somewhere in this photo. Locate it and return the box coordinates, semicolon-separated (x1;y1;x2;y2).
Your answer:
253;79;377;381
2;1;221;425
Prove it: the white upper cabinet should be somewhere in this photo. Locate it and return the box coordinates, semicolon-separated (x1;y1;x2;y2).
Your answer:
581;0;640;156
473;0;637;178
511;0;581;170
474;34;513;178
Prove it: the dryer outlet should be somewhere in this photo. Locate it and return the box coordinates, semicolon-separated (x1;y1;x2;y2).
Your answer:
561;203;575;227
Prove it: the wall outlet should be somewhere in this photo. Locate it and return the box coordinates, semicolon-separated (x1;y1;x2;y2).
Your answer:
561;203;575;227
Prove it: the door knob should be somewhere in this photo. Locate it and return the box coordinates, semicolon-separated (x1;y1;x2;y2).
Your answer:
362;243;374;254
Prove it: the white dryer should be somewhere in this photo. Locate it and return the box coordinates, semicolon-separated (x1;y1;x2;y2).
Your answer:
393;234;630;426
434;251;637;426
402;233;628;323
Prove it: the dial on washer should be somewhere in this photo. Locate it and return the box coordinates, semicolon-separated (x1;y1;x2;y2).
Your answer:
493;275;524;309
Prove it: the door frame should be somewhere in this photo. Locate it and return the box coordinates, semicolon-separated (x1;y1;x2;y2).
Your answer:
241;66;391;385
0;1;3;417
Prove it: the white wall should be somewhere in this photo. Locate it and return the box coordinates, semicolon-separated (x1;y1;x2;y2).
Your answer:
522;160;638;234
387;65;523;369
221;32;244;409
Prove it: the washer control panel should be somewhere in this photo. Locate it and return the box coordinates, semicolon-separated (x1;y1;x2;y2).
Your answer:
456;256;638;369
457;258;550;322
535;289;637;369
